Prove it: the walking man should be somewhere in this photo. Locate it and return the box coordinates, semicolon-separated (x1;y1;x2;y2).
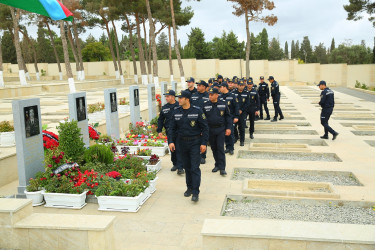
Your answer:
269;76;284;122
246;81;260;139
168;91;209;202
258;76;271;120
318;81;339;140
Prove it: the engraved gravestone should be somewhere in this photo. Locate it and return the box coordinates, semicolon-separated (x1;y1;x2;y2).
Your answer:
147;83;157;121
129;85;141;125
171;81;178;92
161;81;168;106
12;98;44;196
104;88;120;139
68;92;89;147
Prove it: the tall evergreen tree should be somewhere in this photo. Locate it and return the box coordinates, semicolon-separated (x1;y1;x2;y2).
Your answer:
291;40;295;59
295;40;300;59
330;38;335;52
314;43;328;64
186;27;210;59
300;36;314;63
373;37;375;63
284;41;289;59
36;26;55;63
157;32;169;60
268;37;284;60
259;28;269;59
1;31;16;64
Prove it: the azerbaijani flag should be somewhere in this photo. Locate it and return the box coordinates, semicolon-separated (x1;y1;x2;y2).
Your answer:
0;0;73;21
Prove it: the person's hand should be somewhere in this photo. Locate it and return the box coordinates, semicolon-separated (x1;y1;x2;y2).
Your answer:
233;118;239;123
225;129;231;136
169;143;175;152
158;132;163;138
255;111;259;116
200;145;207;153
267;99;269;102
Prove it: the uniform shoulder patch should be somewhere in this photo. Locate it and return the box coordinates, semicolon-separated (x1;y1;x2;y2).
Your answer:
202;113;206;119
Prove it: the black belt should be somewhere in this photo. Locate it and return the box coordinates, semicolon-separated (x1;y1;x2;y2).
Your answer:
209;124;224;128
180;135;201;141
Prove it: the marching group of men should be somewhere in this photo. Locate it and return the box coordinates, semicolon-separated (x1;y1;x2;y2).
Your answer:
157;75;284;202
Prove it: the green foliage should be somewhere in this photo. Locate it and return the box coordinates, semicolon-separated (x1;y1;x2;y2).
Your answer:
344;0;375;27
1;31;16;64
329;44;372;64
36;26;55;63
26;176;42;192
113;155;147;174
0;121;14;132
82;161;110;173
300;36;314;63
355;80;361;88
82;42;112;62
361;83;368;89
186;27;211;59
157;32;169;60
314;43;328;64
210;31;245;59
84;144;114;165
94;176;145;197
259;28;269;60
150;116;159;126
268;37;284;61
44;175;86;194
57;120;86;163
118;168;135;179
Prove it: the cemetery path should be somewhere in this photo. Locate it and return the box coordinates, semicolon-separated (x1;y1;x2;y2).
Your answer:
333;87;375;103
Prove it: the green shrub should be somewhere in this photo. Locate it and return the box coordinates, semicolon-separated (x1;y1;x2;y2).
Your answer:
354;80;361;88
95;177;146;197
150;116;159;126
0;121;14;132
361;83;368;90
57;120;85;163
84;144;114;165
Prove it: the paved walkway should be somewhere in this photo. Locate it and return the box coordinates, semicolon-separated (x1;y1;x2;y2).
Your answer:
333;87;375;103
1;85;375;249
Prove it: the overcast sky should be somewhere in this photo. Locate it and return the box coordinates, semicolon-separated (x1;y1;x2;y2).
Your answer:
23;0;374;49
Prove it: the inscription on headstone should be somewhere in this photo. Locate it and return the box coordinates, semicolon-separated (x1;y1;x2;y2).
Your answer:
12;98;44;196
104;88;120;139
68;92;89;147
161;82;168;106
147;83;157;121
129;85;141;125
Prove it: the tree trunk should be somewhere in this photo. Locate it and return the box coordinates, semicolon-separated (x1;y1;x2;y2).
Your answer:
142;17;152;82
60;20;75;92
168;25;174;82
135;12;147;84
0;36;4;87
245;12;250;78
66;24;80;80
19;29;40;81
45;20;62;80
146;0;159;87
104;19;119;79
111;20;124;84
170;0;185;87
124;14;138;84
72;19;85;80
10;7;27;86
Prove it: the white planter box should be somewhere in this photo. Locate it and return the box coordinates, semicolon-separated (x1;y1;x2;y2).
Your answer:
116;145;133;155
135;155;151;161
118;105;130;113
140;145;168;157
149;177;158;193
43;191;87;209
146;160;162;173
24;190;44;206
139;187;151;205
0;131;15;147
122;146;139;154
96;193;143;212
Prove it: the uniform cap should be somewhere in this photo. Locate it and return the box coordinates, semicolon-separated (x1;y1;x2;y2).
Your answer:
197;80;208;87
220;82;229;88
317;80;327;86
217;75;223;79
260;76;264;80
268;76;274;80
208;87;219;94
176;90;192;99
186;77;195;83
163;89;176;96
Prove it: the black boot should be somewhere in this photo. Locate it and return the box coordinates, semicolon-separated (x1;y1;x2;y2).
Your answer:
264;116;271;120
240;141;244;146
177;169;185;175
200;158;206;164
184;189;193;197
271;118;277;122
171;165;178;171
332;132;339;141
320;135;329;139
191;194;199;202
250;134;254;139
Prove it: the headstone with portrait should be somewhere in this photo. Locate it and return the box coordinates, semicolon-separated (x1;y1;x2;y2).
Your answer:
12;98;44;196
147;83;157;121
161;81;168;106
171;81;178;92
68;92;90;147
129;85;141;125
104;88;120;139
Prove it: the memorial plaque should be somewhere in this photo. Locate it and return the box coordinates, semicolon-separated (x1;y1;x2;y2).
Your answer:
68;92;89;147
147;83;157;121
129;85;141;125
161;81;168;106
12;98;44;196
104;88;120;139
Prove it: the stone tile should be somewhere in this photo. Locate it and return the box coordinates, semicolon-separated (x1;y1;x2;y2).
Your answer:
232;238;269;250
12;228;30;249
88;231;107;250
181;223;203;234
28;229;59;250
0;213;11;226
345;244;375;250
203;236;234;249
269;239;307;250
180;233;203;248
57;230;88;250
306;241;345;250
12;203;33;224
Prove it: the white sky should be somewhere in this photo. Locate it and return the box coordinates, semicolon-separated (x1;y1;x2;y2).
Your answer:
21;0;375;49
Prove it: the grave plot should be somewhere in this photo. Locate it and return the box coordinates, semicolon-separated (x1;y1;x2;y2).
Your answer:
241;179;340;199
333;113;375;120
313;105;370;111
254;129;318;135
222;195;375;225
249;138;327;145
365;140;375;147
351;125;375;136
248;143;311;152
254;124;298;130
255;121;311;126
238;151;342;162
231;168;362;186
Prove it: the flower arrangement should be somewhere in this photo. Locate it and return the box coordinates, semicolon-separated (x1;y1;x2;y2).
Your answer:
141;141;165;147
0;121;14;132
119;97;129;105
156;94;161;109
136;149;152;156
89;124;100;140
148;155;160;165
106;171;122;179
95;177;145;197
42;130;59;150
88;102;105;114
98;134;113;144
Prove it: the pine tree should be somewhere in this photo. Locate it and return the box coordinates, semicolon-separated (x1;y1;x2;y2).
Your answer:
330;38;335;52
268;37;284;60
300;36;313;63
295;40;300;59
284;41;289;59
186;27;210;59
291;40;295;59
259;28;269;59
373;37;375;63
36;26;55;63
1;31;16;64
157;32;169;60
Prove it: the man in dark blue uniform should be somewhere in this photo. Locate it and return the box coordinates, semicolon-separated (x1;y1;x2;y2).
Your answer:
217;75;224;84
157;90;184;175
219;82;239;155
269;76;284;122
168;91;209;202
318;81;339;140
246;81;260;139
258;76;271;120
203;88;232;175
233;80;249;146
192;80;209;164
185;77;197;95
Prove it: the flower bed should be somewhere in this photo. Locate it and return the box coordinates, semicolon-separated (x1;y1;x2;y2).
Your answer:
0;121;15;147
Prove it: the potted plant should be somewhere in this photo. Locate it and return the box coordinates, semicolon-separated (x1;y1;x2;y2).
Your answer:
0;121;15;147
147;171;158;194
97;134;113;145
117;139;139;154
118;97;130;113
146;155;161;172
95;176;146;212
135;148;152;160
139;140;168;157
25;176;45;206
119;168;135;184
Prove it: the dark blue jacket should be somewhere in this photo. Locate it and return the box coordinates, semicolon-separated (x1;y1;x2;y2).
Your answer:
202;100;232;130
191;91;209;109
168;106;209;145
319;88;335;109
270;81;280;96
157;102;180;133
246;86;260;111
233;89;249;113
258;82;270;99
220;92;239;118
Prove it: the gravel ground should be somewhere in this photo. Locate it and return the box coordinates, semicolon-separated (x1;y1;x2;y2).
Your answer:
352;131;375;136
224;199;375;225
238;151;342;162
232;168;361;186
